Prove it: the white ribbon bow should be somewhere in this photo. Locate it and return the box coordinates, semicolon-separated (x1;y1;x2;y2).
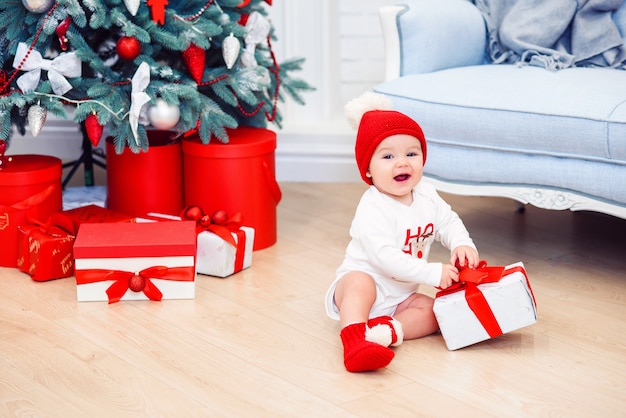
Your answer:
242;12;271;68
12;42;81;96
129;62;151;146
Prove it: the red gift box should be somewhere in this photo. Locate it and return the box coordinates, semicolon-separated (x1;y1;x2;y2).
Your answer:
182;127;281;250
0;155;62;267
106;131;184;218
73;221;197;303
16;213;77;281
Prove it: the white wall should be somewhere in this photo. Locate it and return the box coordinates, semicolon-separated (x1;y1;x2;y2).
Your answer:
7;1;399;183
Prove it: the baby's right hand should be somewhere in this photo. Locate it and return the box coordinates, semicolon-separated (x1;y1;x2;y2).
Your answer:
439;264;460;289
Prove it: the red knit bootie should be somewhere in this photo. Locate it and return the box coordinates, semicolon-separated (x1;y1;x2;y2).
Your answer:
366;316;404;347
340;322;394;372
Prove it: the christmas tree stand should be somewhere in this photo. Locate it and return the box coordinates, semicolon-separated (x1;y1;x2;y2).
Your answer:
106;130;184;218
182;127;282;251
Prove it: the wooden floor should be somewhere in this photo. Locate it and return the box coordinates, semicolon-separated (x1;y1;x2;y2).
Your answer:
1;182;625;417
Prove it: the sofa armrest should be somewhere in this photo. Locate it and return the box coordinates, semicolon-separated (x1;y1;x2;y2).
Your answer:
380;0;487;80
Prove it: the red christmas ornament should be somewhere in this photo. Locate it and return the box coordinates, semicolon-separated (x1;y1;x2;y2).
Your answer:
211;210;229;225
117;36;141;60
265;0;272;4
128;274;146;292
147;0;167;25
56;17;71;51
182;44;205;84
85;113;104;147
199;215;212;228
181;205;204;222
0;140;6;157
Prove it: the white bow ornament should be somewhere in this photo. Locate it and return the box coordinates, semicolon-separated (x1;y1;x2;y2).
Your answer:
241;12;271;68
129;62;151;146
12;42;81;96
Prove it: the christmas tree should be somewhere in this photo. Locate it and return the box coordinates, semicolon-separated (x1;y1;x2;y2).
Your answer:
0;0;313;154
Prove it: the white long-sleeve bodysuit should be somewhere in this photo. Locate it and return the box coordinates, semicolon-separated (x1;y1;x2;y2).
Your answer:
325;182;476;320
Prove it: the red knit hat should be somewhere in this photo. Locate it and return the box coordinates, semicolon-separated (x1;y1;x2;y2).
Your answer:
355;110;427;185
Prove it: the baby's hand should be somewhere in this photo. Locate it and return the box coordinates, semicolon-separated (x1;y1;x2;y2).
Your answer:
439;264;459;289
451;245;480;269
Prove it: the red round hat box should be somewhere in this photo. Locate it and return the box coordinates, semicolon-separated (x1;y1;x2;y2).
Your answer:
182;127;282;250
0;155;62;267
106;131;184;217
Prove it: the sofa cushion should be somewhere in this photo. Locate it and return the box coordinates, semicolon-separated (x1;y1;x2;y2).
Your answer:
374;64;626;164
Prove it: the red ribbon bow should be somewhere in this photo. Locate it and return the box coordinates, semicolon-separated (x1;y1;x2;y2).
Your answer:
75;265;194;304
436;261;509;338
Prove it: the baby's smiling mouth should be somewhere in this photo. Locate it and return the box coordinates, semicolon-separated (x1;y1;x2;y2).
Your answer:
394;174;410;182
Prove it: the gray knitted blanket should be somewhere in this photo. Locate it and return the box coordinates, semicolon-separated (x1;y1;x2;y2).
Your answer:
474;0;626;70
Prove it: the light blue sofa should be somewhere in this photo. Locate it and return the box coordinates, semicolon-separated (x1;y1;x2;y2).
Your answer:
376;0;626;220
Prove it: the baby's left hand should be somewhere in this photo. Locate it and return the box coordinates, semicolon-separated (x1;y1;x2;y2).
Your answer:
451;245;480;269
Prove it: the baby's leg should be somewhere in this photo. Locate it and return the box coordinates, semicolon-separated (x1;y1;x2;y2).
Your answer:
334;271;377;328
334;272;394;372
393;293;438;340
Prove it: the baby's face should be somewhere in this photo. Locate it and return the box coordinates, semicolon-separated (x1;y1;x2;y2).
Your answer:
367;134;424;205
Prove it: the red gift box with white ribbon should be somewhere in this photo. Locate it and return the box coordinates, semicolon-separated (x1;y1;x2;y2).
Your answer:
433;261;537;350
73;221;197;303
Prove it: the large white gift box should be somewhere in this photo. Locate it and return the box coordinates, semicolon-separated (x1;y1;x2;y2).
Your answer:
433;262;537;350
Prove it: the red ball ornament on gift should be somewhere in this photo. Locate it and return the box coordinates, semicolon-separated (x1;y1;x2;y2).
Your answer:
182;205;204;222
117;36;141;60
199;215;212;228
128;274;146;292
211;210;229;225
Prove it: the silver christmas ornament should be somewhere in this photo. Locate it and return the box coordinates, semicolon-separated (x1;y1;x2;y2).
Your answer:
148;99;180;130
28;105;47;137
21;0;54;13
222;33;241;70
123;0;140;16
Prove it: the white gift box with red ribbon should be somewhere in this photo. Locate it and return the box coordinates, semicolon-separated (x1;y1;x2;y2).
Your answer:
73;221;197;303
433;261;537;350
196;226;254;277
